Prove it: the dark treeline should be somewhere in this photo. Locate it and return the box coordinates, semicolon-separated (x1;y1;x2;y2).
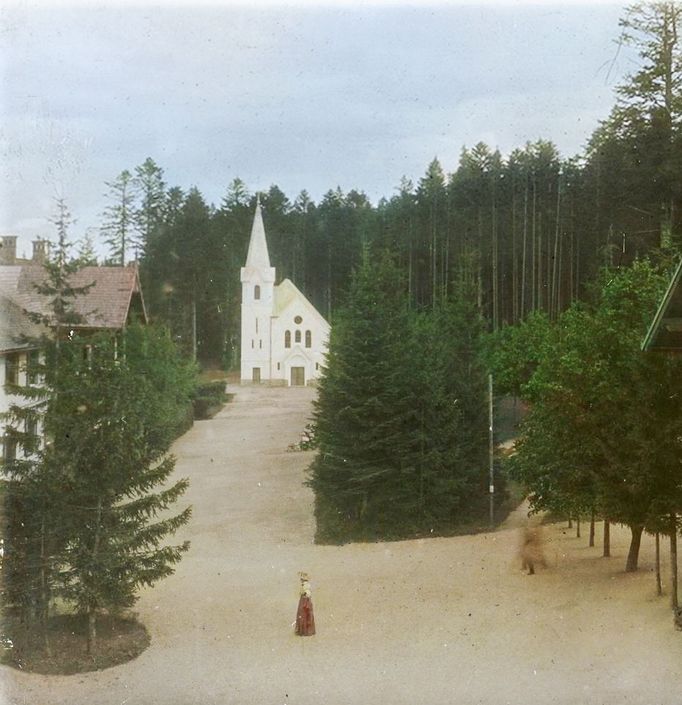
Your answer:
91;2;681;368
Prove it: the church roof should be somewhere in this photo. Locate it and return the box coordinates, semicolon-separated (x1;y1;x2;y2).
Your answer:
245;198;271;270
274;278;330;327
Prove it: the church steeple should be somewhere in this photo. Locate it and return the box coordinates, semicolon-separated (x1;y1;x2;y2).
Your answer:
240;195;276;383
245;194;271;270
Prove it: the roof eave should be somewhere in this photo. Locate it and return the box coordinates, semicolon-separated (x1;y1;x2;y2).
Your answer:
642;258;682;352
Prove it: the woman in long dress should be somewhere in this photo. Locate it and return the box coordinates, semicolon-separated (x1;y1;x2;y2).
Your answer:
295;572;315;636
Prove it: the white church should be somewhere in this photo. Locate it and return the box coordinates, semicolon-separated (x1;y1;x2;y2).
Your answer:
240;199;330;386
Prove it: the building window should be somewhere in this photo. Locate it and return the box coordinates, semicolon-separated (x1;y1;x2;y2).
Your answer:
27;350;40;384
255;318;259;334
25;416;37;437
25;416;38;453
294;315;303;325
285;330;291;348
251;339;254;349
305;330;312;348
259;340;262;349
3;433;17;464
254;285;261;300
295;330;301;344
316;362;319;370
4;353;19;386
277;362;281;370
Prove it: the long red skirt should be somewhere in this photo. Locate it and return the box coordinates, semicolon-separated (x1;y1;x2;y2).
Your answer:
295;595;315;636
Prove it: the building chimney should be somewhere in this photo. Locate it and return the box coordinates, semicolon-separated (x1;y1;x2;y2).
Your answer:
0;236;17;265
32;239;48;264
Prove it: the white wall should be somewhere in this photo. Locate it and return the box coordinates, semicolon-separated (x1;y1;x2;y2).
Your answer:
240;268;275;382
0;349;41;464
271;300;329;386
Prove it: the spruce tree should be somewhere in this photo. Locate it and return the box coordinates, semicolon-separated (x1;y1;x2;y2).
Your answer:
1;198;91;650
309;250;413;540
47;326;193;653
101;169;136;265
134;158;166;257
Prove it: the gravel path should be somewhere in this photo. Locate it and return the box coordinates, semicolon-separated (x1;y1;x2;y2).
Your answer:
3;384;681;705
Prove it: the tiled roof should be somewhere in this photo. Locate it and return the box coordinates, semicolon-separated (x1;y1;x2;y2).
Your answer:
0;264;147;342
0;295;44;351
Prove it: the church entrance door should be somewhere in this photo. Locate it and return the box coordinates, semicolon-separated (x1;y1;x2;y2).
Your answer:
252;367;261;383
290;367;305;386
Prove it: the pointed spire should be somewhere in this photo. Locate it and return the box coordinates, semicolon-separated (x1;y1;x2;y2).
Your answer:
245;194;271;269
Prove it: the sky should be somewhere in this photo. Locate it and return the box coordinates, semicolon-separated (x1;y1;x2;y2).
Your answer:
1;1;637;258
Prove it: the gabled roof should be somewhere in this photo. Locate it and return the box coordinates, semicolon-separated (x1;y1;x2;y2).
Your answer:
274;278;330;328
642;259;682;352
0;295;45;352
0;263;147;335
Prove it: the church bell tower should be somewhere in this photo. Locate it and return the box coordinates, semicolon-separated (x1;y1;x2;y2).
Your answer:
240;196;276;383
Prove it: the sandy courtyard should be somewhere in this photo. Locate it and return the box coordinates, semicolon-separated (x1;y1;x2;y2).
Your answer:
3;384;681;705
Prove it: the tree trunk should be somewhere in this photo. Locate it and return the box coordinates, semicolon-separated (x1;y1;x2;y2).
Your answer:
551;180;560;319
567;517;572;529
491;177;498;330
655;532;662;597
86;498;103;655
589;511;595;548
512;190;518;323
625;524;644;572
603;520;611;557
521;178;528;317
87;608;97;656
191;290;197;362
671;514;678;610
408;234;413;305
39;516;52;657
576;517;580;538
530;176;538;311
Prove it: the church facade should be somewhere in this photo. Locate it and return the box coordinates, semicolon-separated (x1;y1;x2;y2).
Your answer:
240;200;330;386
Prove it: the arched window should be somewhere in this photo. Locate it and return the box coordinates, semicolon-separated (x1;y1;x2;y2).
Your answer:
305;330;312;348
295;330;301;344
285;330;291;348
254;285;261;300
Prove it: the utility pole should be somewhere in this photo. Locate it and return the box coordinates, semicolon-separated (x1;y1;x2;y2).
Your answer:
489;373;494;527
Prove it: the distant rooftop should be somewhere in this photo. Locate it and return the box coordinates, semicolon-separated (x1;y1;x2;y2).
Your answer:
0;263;147;352
642;260;682;352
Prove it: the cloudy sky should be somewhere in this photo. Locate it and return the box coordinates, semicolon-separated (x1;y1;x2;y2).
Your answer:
1;1;636;258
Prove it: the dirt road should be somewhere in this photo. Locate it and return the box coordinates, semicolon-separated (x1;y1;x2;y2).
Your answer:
3;385;681;705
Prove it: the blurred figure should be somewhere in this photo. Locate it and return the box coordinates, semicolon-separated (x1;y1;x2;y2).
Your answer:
520;524;547;575
295;572;316;636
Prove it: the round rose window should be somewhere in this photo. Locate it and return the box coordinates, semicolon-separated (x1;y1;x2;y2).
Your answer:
294;315;303;324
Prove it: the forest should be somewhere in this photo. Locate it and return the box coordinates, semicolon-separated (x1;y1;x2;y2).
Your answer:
83;3;682;371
